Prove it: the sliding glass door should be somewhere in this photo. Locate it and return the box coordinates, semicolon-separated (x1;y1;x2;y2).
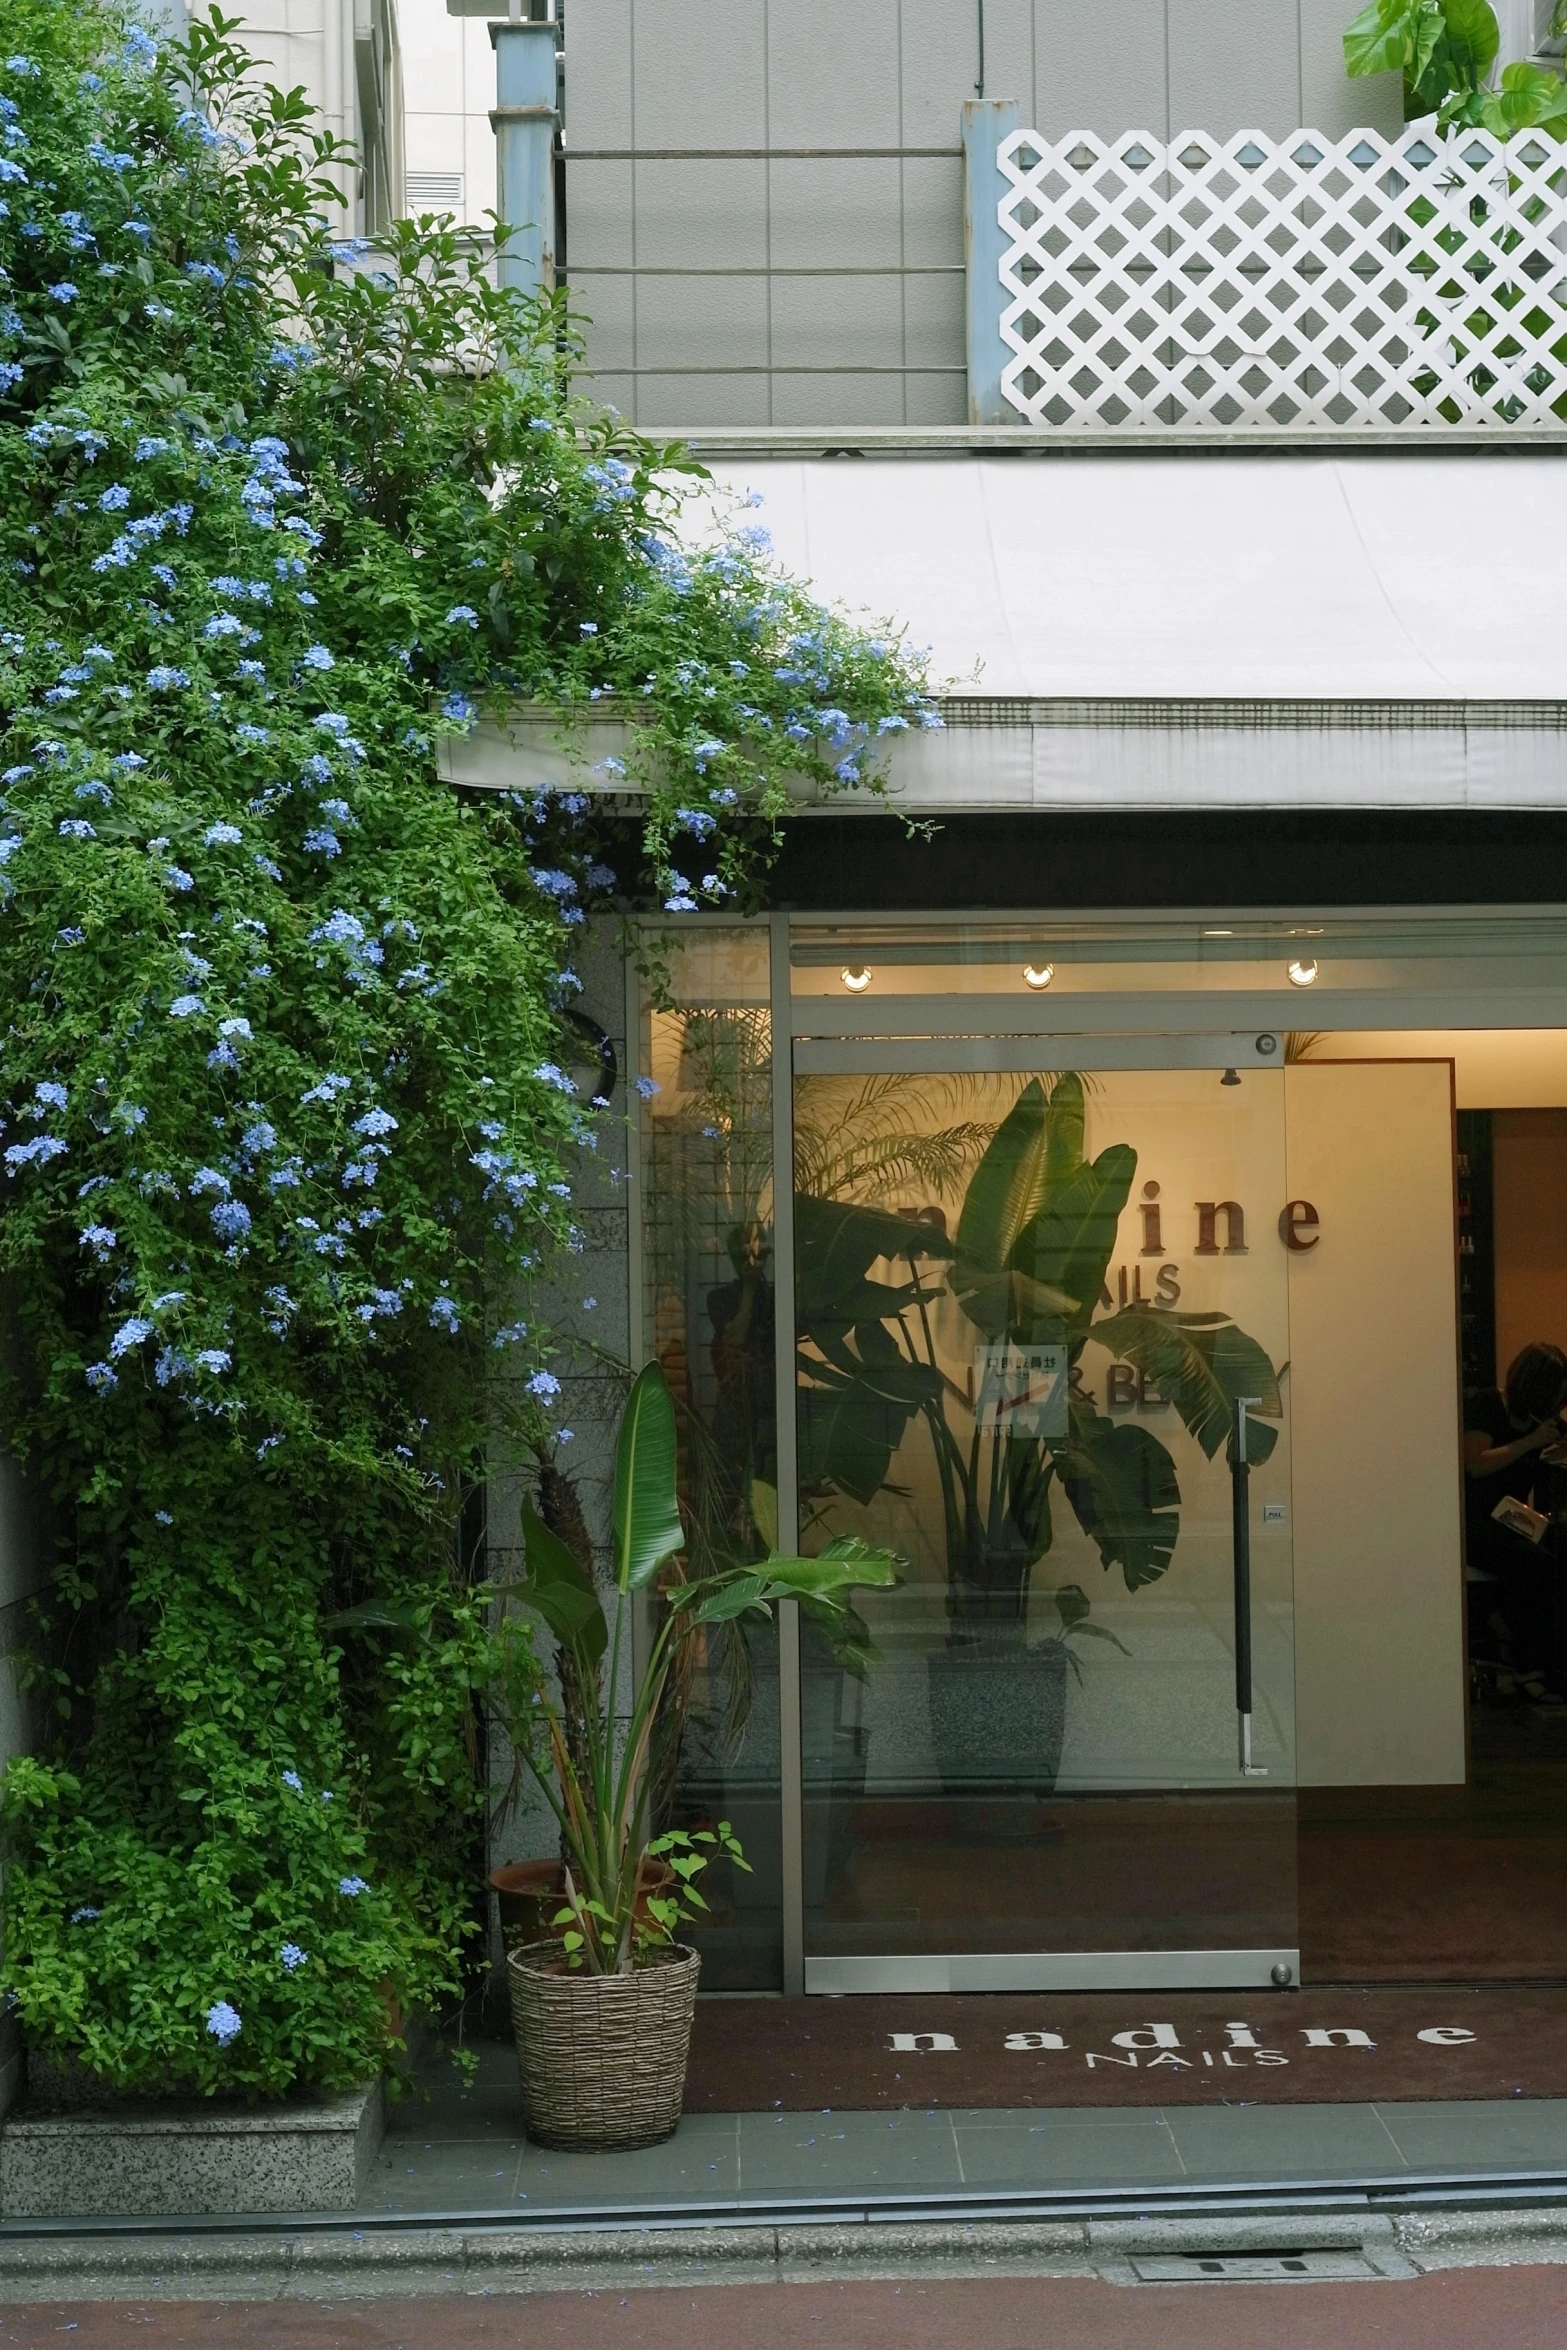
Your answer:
791;1053;1298;1992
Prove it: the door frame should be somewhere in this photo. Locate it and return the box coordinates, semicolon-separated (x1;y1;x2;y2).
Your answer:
775;935;1301;1995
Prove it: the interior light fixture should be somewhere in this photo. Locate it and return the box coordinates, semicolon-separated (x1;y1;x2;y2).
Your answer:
841;966;872;993
1022;963;1054;990
1203;928;1235;938
1287;958;1319;987
1221;1068;1241;1087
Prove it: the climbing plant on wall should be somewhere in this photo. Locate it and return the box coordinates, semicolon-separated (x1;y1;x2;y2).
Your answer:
0;1;934;2096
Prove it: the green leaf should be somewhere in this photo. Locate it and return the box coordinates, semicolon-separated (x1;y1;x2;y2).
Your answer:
321;1598;429;1636
689;1574;771;1626
1069;1618;1133;1656
794;1193;951;1338
1044;1071;1087;1189
1088;1306;1282;1464
518;1497;608;1665
1009;1144;1138;1340
1440;0;1499;88
1057;1400;1182;1591
686;1541;896;1627
1475;59;1567;132
1345;0;1425;78
953;1078;1053;1294
759;1537;899;1599
797;1357;942;1503
749;1477;780;1552
1053;1580;1090;1632
801;1272;929;1375
611;1362;685;1592
1003;1429;1053;1559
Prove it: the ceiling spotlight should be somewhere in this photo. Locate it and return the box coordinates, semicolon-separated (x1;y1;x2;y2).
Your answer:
1023;963;1054;990
1287;958;1318;987
841;966;872;993
1221;1068;1241;1087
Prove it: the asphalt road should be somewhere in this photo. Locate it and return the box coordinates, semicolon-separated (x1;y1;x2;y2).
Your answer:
5;2270;1567;2349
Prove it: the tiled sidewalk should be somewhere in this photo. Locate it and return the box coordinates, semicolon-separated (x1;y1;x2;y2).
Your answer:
367;2036;1567;2216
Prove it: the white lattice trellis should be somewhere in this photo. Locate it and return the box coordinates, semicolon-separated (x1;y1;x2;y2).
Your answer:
997;124;1567;429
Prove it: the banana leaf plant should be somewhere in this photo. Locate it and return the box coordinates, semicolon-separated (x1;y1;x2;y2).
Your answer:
796;1072;1281;1636
500;1360;895;1973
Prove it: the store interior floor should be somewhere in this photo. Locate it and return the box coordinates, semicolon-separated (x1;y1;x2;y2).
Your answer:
1300;1694;1567;1983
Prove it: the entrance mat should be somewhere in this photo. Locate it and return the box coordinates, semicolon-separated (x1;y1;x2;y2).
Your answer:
684;1987;1567;2111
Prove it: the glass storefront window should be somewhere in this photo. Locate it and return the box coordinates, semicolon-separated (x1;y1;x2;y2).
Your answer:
792;1061;1296;1988
636;912;1567;2001
641;925;781;1989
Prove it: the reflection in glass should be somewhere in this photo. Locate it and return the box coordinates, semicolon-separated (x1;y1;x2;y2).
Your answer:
795;1067;1297;1964
643;930;782;1987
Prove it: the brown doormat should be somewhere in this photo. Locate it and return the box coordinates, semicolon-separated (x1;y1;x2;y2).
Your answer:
685;1987;1567;2111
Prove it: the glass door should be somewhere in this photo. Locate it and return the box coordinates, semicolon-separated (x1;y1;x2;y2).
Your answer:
791;1056;1298;1992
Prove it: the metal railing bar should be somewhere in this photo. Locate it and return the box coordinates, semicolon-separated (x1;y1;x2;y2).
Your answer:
567;147;962;160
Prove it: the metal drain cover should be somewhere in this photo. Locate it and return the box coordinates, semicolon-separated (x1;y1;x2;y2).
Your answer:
1128;2251;1380;2283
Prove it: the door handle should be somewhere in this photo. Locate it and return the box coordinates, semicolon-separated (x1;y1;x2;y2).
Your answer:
1231;1396;1266;1777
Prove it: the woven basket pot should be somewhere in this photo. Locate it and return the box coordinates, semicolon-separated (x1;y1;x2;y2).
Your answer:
506;1940;700;2151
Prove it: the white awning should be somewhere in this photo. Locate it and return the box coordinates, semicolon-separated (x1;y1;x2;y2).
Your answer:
438;454;1567;812
704;453;1567;703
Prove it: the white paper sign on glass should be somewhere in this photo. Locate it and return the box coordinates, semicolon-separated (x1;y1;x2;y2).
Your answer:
973;1343;1069;1441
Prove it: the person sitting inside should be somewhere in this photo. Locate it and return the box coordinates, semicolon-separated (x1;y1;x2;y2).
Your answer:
1464;1341;1567;1704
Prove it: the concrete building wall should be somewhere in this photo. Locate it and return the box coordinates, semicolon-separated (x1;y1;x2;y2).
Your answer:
564;0;1405;428
398;0;499;228
227;0;405;236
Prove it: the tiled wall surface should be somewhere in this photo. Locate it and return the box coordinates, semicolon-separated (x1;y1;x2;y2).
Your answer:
229;0;362;231
399;0;501;231
565;0;1403;428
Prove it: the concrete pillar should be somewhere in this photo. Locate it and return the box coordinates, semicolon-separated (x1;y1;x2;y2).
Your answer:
490;14;559;295
963;97;1021;426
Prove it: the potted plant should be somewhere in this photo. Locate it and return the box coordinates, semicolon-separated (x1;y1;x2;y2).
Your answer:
795;1072;1282;1794
496;1361;892;2150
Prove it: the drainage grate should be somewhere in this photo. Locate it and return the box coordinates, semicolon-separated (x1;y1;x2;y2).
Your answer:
1128;2250;1381;2283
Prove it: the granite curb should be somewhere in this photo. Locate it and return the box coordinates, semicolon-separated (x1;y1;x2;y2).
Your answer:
3;2204;1567;2300
0;2082;385;2217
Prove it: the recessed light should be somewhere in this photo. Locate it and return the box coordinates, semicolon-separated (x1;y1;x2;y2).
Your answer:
1023;963;1054;990
1287;958;1318;987
841;966;871;993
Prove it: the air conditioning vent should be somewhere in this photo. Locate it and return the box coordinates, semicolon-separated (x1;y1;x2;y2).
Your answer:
405;171;464;209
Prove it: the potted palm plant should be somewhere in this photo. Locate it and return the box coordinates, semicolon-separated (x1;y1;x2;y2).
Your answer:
497;1361;892;2150
795;1072;1282;1793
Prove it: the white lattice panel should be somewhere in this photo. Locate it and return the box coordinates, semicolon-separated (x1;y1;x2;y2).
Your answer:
997;124;1567;429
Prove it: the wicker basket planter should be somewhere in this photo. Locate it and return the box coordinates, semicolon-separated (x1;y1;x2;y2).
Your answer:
506;1940;700;2151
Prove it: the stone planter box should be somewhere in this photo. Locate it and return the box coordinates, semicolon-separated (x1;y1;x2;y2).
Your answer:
0;2077;384;2216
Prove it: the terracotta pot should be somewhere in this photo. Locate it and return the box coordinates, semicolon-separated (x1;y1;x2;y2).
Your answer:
489;1859;565;1947
489;1855;677;1947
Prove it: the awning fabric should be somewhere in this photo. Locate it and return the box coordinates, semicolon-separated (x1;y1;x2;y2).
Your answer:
708;454;1565;702
689;453;1567;812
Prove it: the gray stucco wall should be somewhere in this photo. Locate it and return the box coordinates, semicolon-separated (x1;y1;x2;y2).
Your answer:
566;0;1403;427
